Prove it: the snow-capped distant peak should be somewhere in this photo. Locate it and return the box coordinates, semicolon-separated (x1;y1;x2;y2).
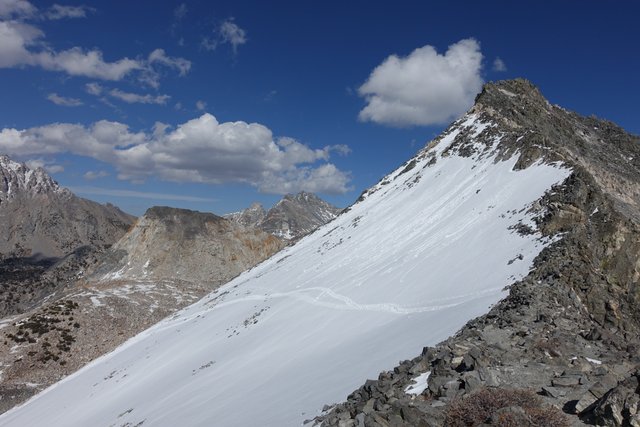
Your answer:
0;155;64;199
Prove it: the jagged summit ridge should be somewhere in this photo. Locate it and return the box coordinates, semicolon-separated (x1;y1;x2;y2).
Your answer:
224;202;266;229
475;78;640;219
225;191;342;240
0;155;67;201
0;154;134;259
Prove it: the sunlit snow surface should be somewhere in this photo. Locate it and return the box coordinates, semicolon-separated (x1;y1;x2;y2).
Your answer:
0;116;571;427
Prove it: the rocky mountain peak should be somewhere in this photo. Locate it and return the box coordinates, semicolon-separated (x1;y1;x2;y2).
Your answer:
0;155;66;201
476;78;546;105
224;202;267;229
248;201;264;210
244;202;267;217
469;79;640;221
225;191;342;241
0;154;135;259
282;191;315;202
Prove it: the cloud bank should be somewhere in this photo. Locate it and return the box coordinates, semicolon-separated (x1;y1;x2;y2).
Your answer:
0;1;190;84
358;38;484;127
0;114;352;194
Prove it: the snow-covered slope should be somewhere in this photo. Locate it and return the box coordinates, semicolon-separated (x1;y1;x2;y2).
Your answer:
0;113;571;426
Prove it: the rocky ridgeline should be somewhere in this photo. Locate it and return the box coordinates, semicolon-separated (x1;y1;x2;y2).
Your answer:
225;191;342;241
92;206;284;285
318;80;640;426
0;155;134;259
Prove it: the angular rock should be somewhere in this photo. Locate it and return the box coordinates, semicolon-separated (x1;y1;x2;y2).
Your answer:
542;386;567;399
552;376;581;387
589;372;640;426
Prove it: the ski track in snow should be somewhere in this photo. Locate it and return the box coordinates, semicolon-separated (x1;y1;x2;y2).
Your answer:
203;285;483;315
0;114;573;427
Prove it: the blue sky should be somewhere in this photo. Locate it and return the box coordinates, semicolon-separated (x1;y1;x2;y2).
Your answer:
0;0;638;216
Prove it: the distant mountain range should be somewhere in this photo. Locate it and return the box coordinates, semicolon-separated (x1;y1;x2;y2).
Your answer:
225;191;342;240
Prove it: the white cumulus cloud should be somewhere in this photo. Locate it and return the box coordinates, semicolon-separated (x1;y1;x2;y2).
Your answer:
32;47;143;80
0;114;352;195
358;38;484;127
0;20;40;67
0;18;142;79
148;48;191;76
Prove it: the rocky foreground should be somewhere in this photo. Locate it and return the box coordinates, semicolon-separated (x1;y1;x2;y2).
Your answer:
319;80;640;426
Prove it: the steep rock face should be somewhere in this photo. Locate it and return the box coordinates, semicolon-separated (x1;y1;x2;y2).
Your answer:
0;155;135;259
92;206;284;285
320;79;640;426
225;191;342;240
0;79;578;426
261;192;342;239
